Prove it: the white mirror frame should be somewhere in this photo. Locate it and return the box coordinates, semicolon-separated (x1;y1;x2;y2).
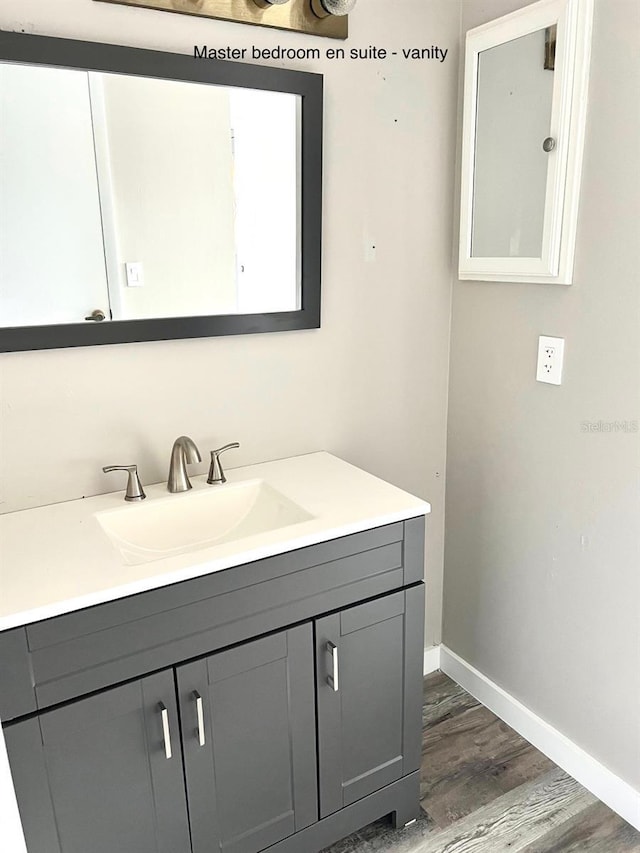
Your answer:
458;0;593;284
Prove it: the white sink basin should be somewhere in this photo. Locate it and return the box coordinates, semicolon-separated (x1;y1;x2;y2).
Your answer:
96;479;314;565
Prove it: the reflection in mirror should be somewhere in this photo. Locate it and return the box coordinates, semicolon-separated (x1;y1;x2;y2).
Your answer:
472;28;554;258
0;64;300;327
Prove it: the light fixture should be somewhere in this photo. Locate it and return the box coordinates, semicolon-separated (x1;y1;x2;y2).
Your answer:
310;0;357;17
98;0;350;38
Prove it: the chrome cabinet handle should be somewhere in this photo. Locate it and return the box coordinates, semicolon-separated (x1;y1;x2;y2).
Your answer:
159;702;172;759
193;691;205;747
327;641;339;691
542;136;556;152
207;442;240;484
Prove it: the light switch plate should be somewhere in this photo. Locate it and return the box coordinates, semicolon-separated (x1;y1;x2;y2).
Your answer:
536;335;565;385
125;262;144;288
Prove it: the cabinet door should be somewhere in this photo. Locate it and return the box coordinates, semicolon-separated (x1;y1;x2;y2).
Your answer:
316;585;424;817
177;623;317;853
4;670;191;853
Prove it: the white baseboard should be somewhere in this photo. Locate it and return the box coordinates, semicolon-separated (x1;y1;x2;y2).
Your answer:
439;644;640;832
423;644;441;675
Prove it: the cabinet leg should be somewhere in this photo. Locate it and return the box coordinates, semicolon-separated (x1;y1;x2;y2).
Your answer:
391;799;421;829
390;769;421;829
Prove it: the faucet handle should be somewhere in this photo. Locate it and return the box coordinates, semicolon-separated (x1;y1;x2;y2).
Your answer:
103;464;146;501
207;443;240;485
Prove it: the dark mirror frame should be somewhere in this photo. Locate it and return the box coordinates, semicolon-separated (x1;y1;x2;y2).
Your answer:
0;30;323;352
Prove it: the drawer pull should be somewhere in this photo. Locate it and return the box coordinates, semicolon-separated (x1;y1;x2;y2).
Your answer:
194;691;206;746
327;641;339;692
159;702;172;759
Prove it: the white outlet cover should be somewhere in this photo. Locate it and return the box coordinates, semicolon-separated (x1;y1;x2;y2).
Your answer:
536;335;565;385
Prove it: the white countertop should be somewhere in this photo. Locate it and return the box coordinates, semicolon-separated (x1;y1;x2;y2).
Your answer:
0;451;430;632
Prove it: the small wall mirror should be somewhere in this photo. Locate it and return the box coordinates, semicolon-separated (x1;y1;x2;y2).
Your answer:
0;32;322;351
458;0;593;284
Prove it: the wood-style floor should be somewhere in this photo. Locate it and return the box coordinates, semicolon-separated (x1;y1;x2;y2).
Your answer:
322;671;640;853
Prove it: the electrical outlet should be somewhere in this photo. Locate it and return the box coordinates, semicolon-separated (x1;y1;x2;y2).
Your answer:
536;335;565;385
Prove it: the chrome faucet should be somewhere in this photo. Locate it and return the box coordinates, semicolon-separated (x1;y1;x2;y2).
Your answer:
168;436;202;493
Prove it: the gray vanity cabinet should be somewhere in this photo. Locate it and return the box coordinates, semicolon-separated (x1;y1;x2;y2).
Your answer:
176;624;318;853
1;518;426;853
3;670;191;853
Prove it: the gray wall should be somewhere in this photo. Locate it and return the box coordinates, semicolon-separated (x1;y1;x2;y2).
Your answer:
445;0;640;790
0;0;461;648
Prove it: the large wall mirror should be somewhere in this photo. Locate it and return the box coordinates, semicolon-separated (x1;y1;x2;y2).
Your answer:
0;31;322;351
458;0;593;284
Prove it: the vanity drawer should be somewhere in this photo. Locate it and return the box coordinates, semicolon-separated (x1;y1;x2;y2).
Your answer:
1;518;425;718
